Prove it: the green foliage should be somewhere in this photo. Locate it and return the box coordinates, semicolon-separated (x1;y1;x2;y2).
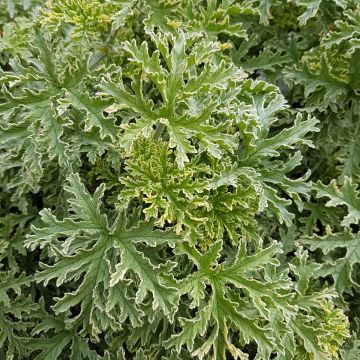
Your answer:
0;0;359;358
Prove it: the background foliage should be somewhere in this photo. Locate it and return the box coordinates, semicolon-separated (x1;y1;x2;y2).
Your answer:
0;0;359;359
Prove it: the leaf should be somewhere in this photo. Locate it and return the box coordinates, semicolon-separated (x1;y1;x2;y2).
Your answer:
143;0;247;39
236;88;317;225
284;56;349;111
324;10;360;48
100;32;239;168
249;114;319;159
0;29;119;187
111;216;179;319
257;0;275;25
166;240;294;358
6;0;15;18
295;0;322;26
314;177;360;227
0;271;37;359
290;316;328;360
26;173;180;338
30;312;98;360
33;332;73;360
340;340;360;360
238;47;289;73
39;0;128;41
302;230;360;293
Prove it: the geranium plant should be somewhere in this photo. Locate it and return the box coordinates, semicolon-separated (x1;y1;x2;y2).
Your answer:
0;0;359;359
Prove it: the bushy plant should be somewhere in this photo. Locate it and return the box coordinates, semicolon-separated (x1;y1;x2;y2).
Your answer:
0;0;359;359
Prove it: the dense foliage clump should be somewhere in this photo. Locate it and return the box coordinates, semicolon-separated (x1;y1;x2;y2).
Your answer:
1;1;360;359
